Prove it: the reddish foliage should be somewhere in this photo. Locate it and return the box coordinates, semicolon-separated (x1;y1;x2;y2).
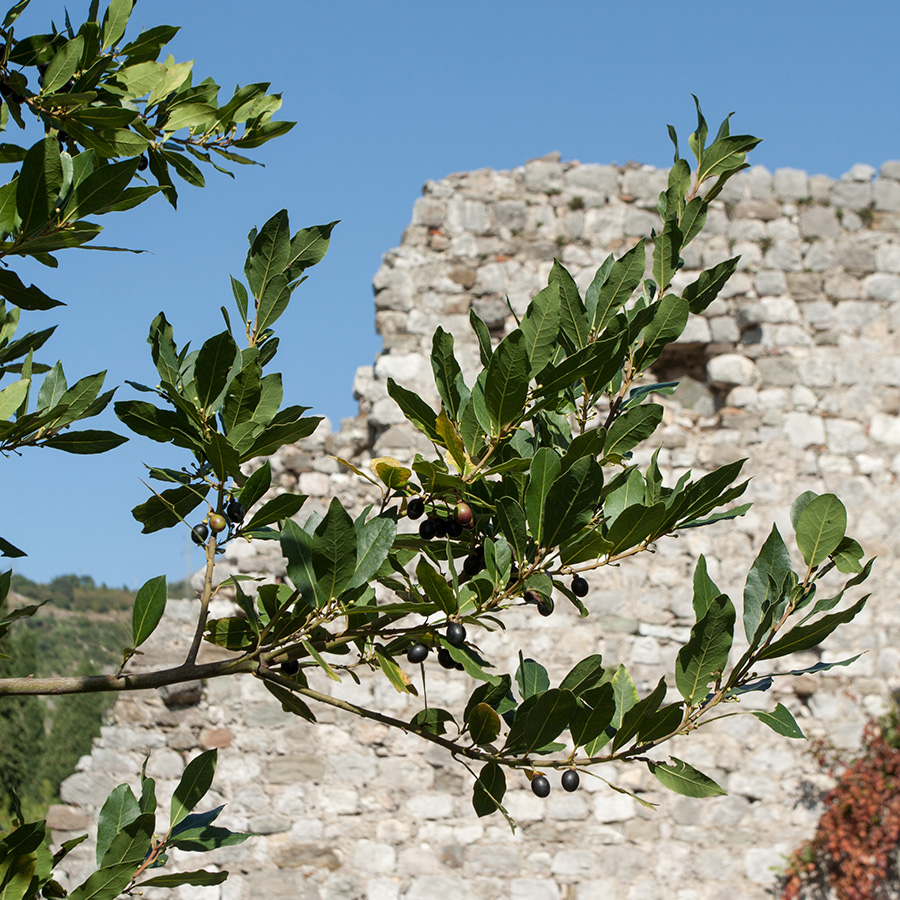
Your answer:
782;713;900;900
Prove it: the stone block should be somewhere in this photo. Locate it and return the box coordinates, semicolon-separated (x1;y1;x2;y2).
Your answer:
773;168;809;199
564;163;619;195
799;205;839;239
510;879;561;900
353;840;397;874
863;273;900;302
265;754;326;784
753;269;787;296
881;160;900;180
707;354;757;386
783;412;826;448
874;178;900;212
831;179;872;210
524;159;564;194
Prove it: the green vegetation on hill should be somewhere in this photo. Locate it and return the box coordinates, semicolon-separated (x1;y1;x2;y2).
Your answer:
0;576;133;820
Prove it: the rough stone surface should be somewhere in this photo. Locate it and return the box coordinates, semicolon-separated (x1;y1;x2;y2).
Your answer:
56;158;900;900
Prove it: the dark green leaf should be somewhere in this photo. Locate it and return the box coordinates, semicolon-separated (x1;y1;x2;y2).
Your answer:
349;516;397;590
472;762;506;818
96;784;139;865
0;268;61;310
542;456;604;547
194;331;238;412
613;677;667;750
675;594;735;704
281;519;325;608
682;257;739;314
569;682;615;749
632;294;689;372
549;261;587;352
138;871;228;889
468;702;502;745
524;447;560;544
67;863;136;900
590;241;645;333
649;758;726;797
692;555;721;619
170;749;217;828
515;654;549;700
42;36;84;94
504;688;577;754
796;493;847;568
43;429;127;454
604;404;663;458
242;416;322;459
411;707;456;736
132;574;166;647
651;225;683;295
243;492;306;530
245;208;289;299
311;497;357;600
752;703;805;739
100;813;153;867
287;221;338;274
484;329;528;436
605;501;667;556
17;137;63;237
431;326;468;421
416;557;456;616
743;525;792;643
757;595;869;660
263;680;316;722
101;0;133;49
495;496;528;564
239;460;271;510
131;483;208;534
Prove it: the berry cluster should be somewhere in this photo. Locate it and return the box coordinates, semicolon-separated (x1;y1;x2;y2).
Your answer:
190;498;246;546
531;769;580;797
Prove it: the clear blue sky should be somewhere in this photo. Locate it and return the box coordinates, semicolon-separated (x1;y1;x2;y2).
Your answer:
4;0;899;589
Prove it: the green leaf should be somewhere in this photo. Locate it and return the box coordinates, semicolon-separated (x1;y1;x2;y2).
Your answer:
610;664;639;730
604;404;663;458
606;498;666;555
120;24;180;62
632;294;689;372
43;429;127;454
752;703;805;739
416;557;457;616
682;257;739;314
131;483;208;534
495;496;527;564
649;758;726;798
42;36;84;94
63;158;139;222
101;0;133;49
468;702;501;745
431;327;469;422
472;762;506;818
550;261;588;352
590;241;645;333
542;456;604;547
132;574;166;647
170;749;217;829
169;824;250;853
281;519;325;608
0;379;29;420
515;654;549;700
95;784;140;865
374;645;417;694
411;707;456;736
692;555;721;619
239;460;271;510
194;331;238;412
311;498;357;600
698;134;762;181
386;377;441;442
757;595;869;660
484;329;528;436
570;682;615;749
519;283;561;377
675;594;735;704
100;812;153;866
469;307;493;367
245;208;289;299
242;416;322;460
796;493;847;568
138;871;228;889
524;447;560;544
287;221;338;274
67;863;136;900
831;536;864;574
349;516;397;590
16;137;63;237
242;492;305;530
0;270;61;310
742;525;792;643
263;681;316;722
613;677;668;750
559;655;605;695
504;688;577;754
651;225;683;294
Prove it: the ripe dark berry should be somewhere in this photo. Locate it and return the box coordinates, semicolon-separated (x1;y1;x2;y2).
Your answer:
437;648;457;669
226;498;245;523
433;518;449;539
446;519;463;539
208;513;227;533
406;643;429;664
537;597;554;617
419;518;438;540
446;622;467;646
561;769;580;792
571;576;589;598
531;775;551;798
137;155;149;172
407;497;425;520
281;659;300;676
455;501;474;526
523;589;541;605
190;523;209;545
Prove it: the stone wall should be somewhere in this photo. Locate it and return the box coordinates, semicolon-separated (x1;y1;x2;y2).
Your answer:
50;155;900;900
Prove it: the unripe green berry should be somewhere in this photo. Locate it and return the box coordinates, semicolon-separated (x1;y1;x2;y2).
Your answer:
208;513;227;533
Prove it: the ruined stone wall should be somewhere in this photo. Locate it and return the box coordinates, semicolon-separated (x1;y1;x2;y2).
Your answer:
50;156;900;900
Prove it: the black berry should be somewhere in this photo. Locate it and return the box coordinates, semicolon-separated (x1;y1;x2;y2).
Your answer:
446;622;466;646
191;523;209;545
137;155;149;172
407;497;425;520
208;513;227;533
455;501;474;526
419;518;438;540
406;643;429;664
446;518;463;539
523;589;541;605
226;498;245;523
531;775;551;798
571;576;589;598
433;518;449;539
561;769;580;792
281;659;300;676
437;648;457;669
537;597;554;617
